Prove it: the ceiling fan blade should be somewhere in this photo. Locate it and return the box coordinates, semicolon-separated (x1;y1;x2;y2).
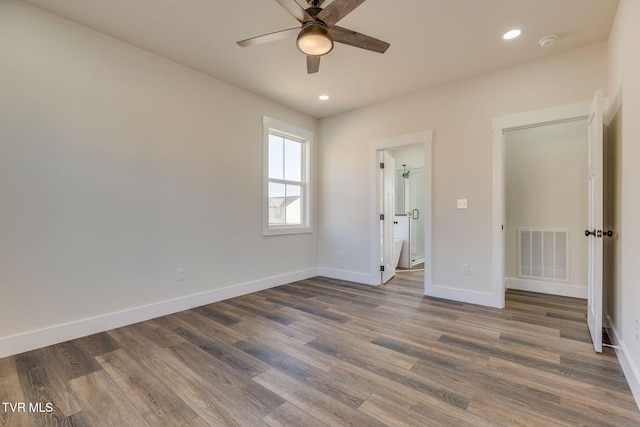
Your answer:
330;26;390;53
307;55;320;74
275;0;313;23
237;28;299;47
317;0;367;26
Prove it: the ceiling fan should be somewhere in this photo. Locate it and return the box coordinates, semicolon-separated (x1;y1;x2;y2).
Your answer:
237;0;390;74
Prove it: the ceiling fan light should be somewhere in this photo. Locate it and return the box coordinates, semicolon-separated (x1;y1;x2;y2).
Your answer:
297;23;333;56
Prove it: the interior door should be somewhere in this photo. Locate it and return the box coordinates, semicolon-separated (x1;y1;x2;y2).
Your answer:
379;151;396;283
586;90;603;353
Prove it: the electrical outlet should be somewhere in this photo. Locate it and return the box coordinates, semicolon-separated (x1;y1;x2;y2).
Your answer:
457;199;468;209
636;317;640;341
176;268;185;282
339;250;345;260
460;264;469;275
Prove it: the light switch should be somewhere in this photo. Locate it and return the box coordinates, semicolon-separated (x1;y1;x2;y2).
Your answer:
457;199;468;209
460;264;469;275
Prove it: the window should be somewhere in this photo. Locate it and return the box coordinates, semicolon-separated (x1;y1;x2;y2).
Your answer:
263;117;313;235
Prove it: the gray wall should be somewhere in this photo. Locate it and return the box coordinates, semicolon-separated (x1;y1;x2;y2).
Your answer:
0;1;318;354
318;42;607;304
605;0;640;402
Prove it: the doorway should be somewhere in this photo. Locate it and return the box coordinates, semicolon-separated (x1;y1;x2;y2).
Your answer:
492;93;607;354
369;131;433;290
503;120;588;299
389;144;426;271
492;101;592;308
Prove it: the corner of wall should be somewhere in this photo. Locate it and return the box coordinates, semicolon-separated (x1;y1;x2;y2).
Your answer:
605;316;640;410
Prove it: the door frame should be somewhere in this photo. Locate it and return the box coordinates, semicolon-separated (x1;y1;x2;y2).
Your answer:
369;130;433;288
492;101;592;308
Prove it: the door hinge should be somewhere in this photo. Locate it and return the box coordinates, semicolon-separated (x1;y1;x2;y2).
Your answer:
380;214;385;220
380;265;385;272
379;162;384;169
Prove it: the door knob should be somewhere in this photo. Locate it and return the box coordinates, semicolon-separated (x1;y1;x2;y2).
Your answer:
586;229;614;238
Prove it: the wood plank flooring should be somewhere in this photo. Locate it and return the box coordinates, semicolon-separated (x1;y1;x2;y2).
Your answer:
2;272;639;426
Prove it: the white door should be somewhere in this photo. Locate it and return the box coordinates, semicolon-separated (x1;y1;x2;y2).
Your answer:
586;90;603;353
379;151;396;283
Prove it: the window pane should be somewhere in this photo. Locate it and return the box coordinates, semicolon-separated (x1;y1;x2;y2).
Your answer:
263;117;312;235
285;184;302;225
268;182;286;225
287;184;301;197
269;182;286;197
268;134;284;180
284;138;302;182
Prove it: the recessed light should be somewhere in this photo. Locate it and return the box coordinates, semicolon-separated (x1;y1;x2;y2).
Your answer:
503;29;522;40
318;95;330;101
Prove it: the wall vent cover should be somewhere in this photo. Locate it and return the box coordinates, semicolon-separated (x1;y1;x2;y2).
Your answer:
518;228;569;281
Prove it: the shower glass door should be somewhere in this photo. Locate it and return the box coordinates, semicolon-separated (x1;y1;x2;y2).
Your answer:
409;168;425;265
395;167;425;267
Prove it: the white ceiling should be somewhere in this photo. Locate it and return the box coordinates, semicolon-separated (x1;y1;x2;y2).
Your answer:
23;0;618;118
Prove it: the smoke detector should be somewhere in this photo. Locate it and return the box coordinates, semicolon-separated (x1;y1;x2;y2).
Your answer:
538;35;557;48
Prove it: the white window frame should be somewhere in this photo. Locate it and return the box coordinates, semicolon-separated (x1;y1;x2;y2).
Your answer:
263;116;313;236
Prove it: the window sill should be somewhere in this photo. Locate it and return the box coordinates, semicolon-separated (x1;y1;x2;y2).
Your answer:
263;225;313;236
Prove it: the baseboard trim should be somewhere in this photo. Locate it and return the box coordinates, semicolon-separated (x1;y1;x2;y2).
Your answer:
0;268;318;359
605;316;640;411
317;267;375;286
506;277;587;299
426;283;502;308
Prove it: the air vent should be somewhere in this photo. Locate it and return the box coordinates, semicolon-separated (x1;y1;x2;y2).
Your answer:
519;228;569;281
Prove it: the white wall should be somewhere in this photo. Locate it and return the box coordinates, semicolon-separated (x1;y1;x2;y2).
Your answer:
606;0;640;406
319;42;607;304
0;1;318;356
504;121;588;297
388;143;425;170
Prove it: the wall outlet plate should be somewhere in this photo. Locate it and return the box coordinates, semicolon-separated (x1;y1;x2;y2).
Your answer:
176;268;185;281
457;199;468;209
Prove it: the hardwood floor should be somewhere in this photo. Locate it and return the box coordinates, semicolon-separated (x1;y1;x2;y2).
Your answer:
2;272;639;426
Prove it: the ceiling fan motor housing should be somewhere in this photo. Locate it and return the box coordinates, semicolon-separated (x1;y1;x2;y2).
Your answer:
305;6;324;22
